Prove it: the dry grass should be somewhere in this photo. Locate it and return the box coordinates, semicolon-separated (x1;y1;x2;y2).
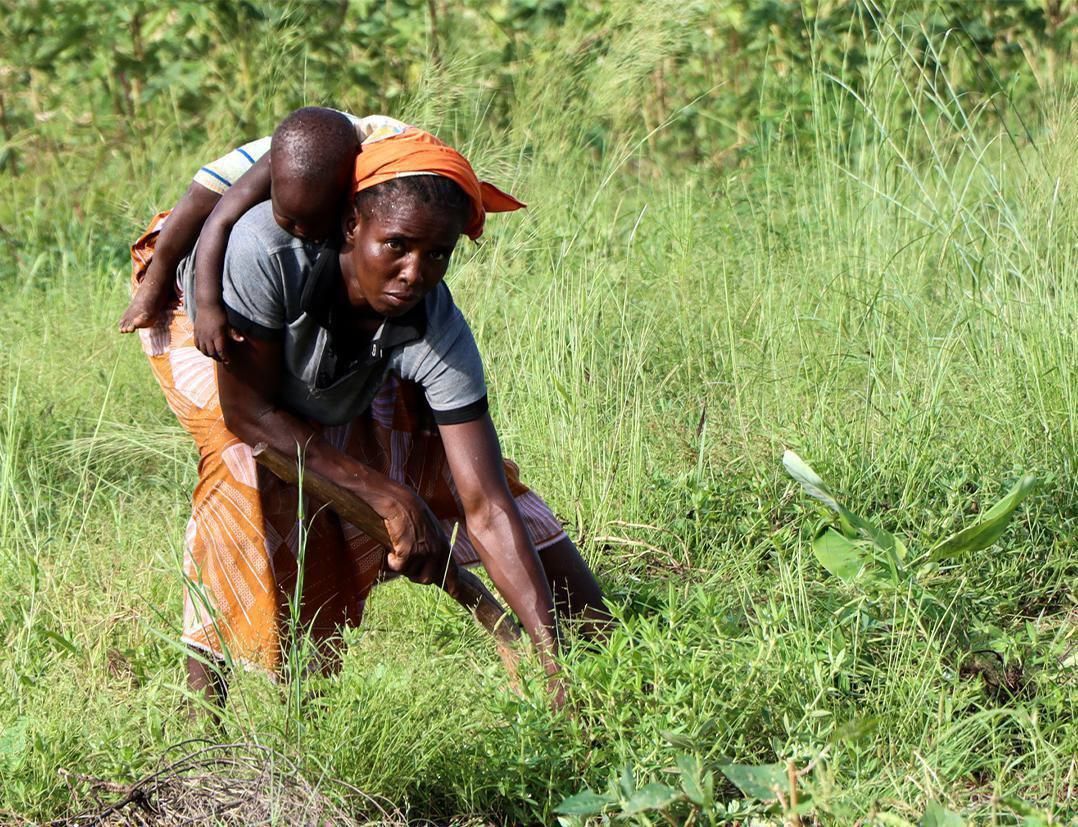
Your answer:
46;741;406;827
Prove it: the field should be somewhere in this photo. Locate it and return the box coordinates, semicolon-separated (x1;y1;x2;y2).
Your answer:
0;2;1075;824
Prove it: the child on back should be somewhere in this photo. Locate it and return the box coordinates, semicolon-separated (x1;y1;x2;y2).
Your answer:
119;108;408;360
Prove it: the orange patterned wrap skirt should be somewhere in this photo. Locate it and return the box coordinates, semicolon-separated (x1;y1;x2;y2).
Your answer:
131;212;566;671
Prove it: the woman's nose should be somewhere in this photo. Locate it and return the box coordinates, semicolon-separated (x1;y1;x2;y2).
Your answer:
397;255;421;287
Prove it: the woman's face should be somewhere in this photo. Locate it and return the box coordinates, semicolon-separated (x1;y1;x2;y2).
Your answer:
342;196;464;317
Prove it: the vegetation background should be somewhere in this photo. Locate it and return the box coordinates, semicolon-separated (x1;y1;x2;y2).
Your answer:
0;0;1075;823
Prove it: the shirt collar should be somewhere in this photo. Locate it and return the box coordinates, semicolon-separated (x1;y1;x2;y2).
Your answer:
300;235;427;351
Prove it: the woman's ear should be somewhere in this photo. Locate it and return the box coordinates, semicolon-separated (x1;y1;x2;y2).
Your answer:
342;205;360;242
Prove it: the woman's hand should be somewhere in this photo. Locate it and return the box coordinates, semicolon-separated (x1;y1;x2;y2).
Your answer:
380;487;453;585
217;335;450;585
439;414;563;698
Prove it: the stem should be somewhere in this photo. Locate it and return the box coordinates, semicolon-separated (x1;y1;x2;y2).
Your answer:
787;760;801;827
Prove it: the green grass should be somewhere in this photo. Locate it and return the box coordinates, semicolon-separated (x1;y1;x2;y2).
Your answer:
0;8;1075;825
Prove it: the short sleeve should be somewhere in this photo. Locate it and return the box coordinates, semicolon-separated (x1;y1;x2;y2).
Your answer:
193;136;271;195
221;224;286;340
402;307;488;424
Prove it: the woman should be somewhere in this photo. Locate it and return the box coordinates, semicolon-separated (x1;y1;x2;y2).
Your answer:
133;119;608;704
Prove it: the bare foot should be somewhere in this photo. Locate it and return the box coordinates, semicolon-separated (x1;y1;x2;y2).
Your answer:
118;288;169;332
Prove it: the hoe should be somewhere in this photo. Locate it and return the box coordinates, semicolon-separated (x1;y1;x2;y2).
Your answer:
252;442;522;674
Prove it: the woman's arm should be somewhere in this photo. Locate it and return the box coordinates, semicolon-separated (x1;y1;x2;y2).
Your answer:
438;414;562;684
193;155;272;362
217;336;452;583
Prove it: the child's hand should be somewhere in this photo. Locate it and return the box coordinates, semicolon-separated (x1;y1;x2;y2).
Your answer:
193;305;244;363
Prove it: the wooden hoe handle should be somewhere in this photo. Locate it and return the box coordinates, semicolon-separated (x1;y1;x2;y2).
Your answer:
251;442;522;650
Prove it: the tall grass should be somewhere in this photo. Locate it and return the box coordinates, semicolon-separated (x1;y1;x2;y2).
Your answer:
0;3;1074;823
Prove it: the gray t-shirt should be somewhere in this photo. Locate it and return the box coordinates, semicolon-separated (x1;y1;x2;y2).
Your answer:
179;201;487;426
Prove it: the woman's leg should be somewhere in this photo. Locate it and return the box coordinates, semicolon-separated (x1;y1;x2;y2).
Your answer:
186;650;228;714
538;537;612;638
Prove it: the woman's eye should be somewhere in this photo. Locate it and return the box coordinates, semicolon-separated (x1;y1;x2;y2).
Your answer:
385;239;404;252
429;250;448;262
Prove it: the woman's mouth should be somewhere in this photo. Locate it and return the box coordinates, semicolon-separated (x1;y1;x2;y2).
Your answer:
383;292;419;310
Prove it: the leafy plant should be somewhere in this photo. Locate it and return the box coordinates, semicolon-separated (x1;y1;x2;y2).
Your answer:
555;756;724;825
556;754;823;823
556;754;822;825
783;450;1037;654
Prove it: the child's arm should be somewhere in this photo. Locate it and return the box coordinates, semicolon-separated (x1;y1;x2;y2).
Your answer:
191;154;271;362
118;182;221;332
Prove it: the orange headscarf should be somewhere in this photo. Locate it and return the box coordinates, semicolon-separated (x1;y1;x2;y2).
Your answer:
351;127;525;240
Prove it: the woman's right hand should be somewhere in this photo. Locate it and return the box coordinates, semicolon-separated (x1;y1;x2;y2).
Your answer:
381;488;453;585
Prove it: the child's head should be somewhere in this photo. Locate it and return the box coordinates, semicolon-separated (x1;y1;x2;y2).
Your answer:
269;107;359;242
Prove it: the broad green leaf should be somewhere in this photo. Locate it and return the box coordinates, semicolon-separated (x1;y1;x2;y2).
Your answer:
874;816;917;827
676;753;714;807
0;717;29;772
838;508;907;567
812;527;867;582
999;795;1051;825
927;475;1036;562
619;764;636;797
662;729;696;750
784;451;907;565
892;535;909;562
621;782;682;815
719;762;787;800
920;800;965;826
554;790;610;816
39;628;79;655
830;715;880;743
783;450;841;512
